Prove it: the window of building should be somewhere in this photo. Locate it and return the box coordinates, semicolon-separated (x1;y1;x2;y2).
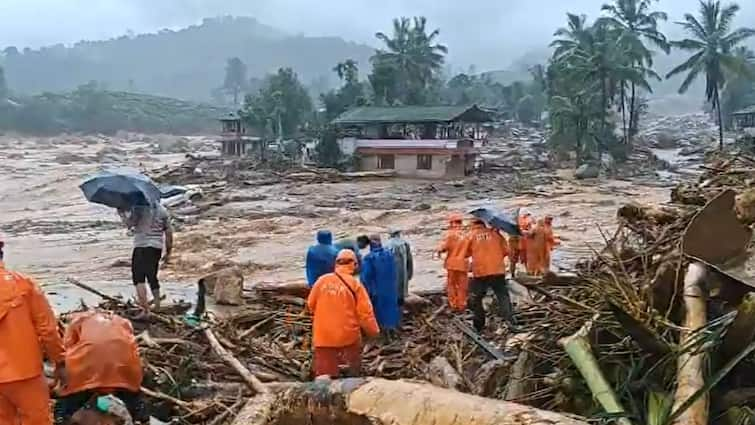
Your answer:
378;155;395;169
417;154;432;170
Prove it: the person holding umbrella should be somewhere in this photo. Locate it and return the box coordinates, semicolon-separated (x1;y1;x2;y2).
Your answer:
119;203;173;316
461;216;518;332
80;169;173;317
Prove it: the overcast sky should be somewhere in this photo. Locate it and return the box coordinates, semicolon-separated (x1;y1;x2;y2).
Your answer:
1;0;752;70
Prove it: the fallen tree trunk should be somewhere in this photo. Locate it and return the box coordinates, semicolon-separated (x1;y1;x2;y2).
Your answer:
233;378;590;425
672;262;708;425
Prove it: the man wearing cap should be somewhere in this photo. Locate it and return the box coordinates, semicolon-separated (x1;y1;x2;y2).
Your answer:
307;249;379;378
0;238;66;425
384;229;414;306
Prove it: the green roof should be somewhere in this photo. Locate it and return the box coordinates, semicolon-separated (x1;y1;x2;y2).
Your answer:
733;105;755;116
332;105;493;125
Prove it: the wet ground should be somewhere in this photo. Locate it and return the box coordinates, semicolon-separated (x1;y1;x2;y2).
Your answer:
0;134;695;311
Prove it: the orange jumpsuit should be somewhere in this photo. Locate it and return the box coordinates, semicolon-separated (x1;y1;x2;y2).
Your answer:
526;219;549;276
0;262;64;425
437;218;469;312
517;214;532;266
307;250;379;378
60;311;143;397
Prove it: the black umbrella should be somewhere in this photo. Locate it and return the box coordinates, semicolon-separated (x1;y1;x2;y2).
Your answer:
80;169;161;210
469;207;521;236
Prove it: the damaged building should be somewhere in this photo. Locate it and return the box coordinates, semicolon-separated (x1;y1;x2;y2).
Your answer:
332;105;494;178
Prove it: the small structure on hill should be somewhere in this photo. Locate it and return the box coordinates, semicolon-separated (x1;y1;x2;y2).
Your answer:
332;105;493;178
217;112;261;157
733;106;755;135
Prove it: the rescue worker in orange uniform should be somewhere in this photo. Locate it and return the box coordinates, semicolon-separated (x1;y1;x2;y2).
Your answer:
307;249;380;378
54;311;147;425
517;212;533;271
461;219;518;332
436;213;469;312
0;238;66;425
526;218;549;276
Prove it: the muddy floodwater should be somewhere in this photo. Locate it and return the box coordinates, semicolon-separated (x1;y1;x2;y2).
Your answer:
0;135;679;311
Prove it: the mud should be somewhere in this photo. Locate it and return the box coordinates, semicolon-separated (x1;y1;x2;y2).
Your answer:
0;130;696;311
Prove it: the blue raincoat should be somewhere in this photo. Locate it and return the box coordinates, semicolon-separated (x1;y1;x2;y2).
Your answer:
361;245;400;330
305;230;338;287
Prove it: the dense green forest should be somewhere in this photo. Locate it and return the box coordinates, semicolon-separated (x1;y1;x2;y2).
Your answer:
0;16;373;102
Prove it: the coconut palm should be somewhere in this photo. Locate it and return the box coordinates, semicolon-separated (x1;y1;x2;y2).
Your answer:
599;0;670;139
667;0;755;150
551;14;592;61
373;16;448;104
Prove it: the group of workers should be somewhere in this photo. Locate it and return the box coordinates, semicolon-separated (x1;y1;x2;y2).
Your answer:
0;201;561;423
0;239;147;425
304;211;559;378
305;230;413;377
436;211;559;331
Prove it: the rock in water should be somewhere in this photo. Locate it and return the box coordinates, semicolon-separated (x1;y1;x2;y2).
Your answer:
200;267;244;305
575;164;599;180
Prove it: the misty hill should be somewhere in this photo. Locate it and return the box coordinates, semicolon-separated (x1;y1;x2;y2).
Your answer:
0;16;374;102
1;88;227;135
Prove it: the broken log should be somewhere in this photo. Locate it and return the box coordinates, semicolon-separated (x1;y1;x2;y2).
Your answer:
672;262;708;425
203;328;268;395
233;378;591;425
559;320;632;425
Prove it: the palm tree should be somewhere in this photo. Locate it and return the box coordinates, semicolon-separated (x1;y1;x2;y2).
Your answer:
374;16;448;103
599;0;669;139
667;0;755;150
334;60;359;84
551;14;592;61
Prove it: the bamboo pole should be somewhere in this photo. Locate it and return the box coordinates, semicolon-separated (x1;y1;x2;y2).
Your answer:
672;262;708;425
559;320;633;425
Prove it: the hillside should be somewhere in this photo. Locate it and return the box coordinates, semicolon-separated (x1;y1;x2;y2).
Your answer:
0;89;228;135
0;16;375;102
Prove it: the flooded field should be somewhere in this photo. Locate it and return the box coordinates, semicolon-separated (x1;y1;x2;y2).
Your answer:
0;134;683;311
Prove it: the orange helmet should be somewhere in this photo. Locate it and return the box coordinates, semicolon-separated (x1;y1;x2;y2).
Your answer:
336;249;358;264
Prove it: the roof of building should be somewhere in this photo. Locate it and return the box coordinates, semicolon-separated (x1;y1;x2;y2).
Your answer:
219;112;241;121
332;105;493;125
733;105;755;116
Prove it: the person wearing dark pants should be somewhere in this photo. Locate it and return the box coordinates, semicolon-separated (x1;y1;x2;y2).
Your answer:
468;274;516;331
119;204;173;316
461;218;518;332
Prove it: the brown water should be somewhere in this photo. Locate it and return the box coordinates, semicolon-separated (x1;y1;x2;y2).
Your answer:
0;135;673;311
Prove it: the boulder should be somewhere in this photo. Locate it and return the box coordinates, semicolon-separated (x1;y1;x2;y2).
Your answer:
574;164;599;180
200;267;244;305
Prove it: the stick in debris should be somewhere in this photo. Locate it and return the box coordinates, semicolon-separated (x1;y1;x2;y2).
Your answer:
204;328;268;395
66;278;123;305
452;318;512;361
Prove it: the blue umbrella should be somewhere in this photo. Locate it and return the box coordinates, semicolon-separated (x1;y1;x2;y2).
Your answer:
469;207;521;236
80;169;161;210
